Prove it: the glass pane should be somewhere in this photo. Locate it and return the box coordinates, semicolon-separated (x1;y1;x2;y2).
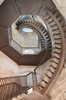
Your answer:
22;49;34;54
22;28;33;33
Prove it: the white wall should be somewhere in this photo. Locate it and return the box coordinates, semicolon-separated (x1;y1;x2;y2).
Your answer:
0;0;4;5
52;0;66;20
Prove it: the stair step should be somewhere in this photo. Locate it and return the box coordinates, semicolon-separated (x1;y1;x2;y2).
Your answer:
40;81;47;88
51;25;58;30
42;75;50;83
49;21;56;26
54;11;59;17
46;70;53;78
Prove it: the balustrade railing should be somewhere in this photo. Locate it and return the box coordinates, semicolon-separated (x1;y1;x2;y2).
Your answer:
0;72;37;100
0;82;26;100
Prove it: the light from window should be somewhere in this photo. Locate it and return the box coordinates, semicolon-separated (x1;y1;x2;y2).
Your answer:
22;49;34;54
28;88;33;94
22;28;33;33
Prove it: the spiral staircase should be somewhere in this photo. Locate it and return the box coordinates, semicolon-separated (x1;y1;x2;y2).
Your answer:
0;0;66;100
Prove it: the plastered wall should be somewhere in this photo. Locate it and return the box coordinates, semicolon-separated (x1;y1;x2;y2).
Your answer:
0;0;4;5
52;0;66;20
0;51;36;78
0;51;19;77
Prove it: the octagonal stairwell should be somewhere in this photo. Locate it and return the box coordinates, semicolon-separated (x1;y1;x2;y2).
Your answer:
0;0;66;100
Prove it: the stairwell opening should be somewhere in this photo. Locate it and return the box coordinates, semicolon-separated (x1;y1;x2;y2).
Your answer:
0;0;66;99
